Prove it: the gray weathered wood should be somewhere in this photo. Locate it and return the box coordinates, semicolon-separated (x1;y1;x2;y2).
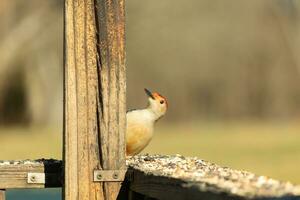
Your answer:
0;159;61;189
127;155;300;200
0;190;5;200
64;0;126;199
0;155;299;200
95;0;126;198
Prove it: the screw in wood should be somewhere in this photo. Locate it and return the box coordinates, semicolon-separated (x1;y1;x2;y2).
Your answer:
97;174;102;180
30;176;36;182
113;173;118;179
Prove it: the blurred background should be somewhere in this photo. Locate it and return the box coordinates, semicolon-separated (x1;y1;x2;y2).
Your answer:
0;1;299;198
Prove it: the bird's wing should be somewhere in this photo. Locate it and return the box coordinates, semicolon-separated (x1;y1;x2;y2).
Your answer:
127;108;138;113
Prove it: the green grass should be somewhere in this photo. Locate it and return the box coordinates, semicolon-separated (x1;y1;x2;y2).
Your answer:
144;121;300;184
0;121;299;184
0;127;62;160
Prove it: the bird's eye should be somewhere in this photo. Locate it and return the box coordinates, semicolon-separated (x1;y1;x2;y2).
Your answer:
160;100;164;104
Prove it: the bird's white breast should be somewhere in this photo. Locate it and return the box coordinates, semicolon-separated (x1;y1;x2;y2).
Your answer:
126;109;155;155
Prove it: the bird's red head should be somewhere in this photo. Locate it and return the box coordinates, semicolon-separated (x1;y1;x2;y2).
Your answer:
152;92;168;109
144;88;168;116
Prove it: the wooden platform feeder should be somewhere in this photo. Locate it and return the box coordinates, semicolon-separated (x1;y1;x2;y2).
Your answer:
0;0;300;200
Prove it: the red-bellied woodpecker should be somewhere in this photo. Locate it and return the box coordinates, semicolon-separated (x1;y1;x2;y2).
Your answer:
126;88;168;156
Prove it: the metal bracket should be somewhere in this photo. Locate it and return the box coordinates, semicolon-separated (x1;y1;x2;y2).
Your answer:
27;173;45;184
93;170;127;182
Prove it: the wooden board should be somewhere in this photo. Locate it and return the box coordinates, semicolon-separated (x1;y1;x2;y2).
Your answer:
0;160;61;189
64;0;126;199
127;155;300;200
129;170;240;200
0;156;299;200
0;190;5;200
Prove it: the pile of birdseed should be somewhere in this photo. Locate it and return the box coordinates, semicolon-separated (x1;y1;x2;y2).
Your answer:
127;154;300;199
0;159;61;166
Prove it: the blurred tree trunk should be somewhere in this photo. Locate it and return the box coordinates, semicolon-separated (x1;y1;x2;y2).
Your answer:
0;0;63;126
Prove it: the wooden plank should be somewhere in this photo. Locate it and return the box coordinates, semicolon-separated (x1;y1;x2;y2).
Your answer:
95;0;126;199
64;0;126;199
128;170;242;200
0;160;61;189
0;190;5;200
127;155;300;200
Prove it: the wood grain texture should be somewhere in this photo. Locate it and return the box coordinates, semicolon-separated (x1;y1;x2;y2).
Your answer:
129;170;238;200
129;172;300;200
0;160;61;189
127;155;300;200
64;0;126;199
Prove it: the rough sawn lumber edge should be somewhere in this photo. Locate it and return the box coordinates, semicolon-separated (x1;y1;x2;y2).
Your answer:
126;155;300;200
0;159;61;189
0;156;300;200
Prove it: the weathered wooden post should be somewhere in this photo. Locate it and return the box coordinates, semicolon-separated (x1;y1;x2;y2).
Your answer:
0;190;5;200
64;0;126;199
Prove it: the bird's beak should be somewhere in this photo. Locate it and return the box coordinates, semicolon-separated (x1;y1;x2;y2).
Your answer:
144;88;155;99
